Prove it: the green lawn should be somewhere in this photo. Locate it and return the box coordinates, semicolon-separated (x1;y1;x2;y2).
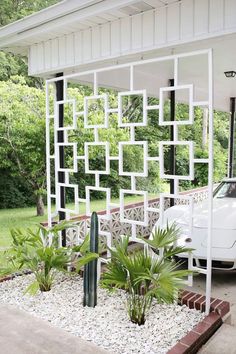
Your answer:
0;194;156;249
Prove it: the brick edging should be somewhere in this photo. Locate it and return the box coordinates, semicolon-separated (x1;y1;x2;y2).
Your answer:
180;290;230;317
0;270;31;283
167;290;230;354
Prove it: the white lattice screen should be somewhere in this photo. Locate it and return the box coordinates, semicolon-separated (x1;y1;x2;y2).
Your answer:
46;49;214;313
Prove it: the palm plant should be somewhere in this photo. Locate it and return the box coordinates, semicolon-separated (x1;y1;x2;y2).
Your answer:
144;222;194;260
0;221;98;295
101;224;194;325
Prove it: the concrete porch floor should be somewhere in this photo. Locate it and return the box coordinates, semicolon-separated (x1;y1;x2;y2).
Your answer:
0;305;110;354
186;270;236;353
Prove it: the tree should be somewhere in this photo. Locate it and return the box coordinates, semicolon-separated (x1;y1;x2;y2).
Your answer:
0;1;60;86
0;1;61;214
0;1;60;27
0;77;46;215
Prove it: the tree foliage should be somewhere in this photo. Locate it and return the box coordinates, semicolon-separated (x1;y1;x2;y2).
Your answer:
0;0;60;26
0;1;61;85
0;77;46;214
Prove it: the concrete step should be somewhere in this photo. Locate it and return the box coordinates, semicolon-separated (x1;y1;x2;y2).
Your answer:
0;305;110;354
199;323;236;354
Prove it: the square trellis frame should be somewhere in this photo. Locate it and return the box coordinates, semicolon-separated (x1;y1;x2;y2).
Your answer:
84;142;110;174
159;141;194;180
118;141;148;177
84;94;108;129
158;192;194;286
57;182;79;214
57;142;77;173
159;84;194;126
86;186;111;220
118;89;147;127
120;189;148;226
55;99;77;131
158;192;194;227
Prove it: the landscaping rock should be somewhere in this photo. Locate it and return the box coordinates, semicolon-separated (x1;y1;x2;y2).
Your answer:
0;274;204;354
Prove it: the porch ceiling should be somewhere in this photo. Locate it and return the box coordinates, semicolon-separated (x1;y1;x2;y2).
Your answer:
65;33;236;113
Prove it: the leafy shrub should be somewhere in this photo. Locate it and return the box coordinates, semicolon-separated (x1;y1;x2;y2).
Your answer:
0;170;34;208
0;221;98;295
101;224;193;325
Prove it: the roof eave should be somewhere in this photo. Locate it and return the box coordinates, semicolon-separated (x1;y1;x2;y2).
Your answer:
0;0;137;51
0;0;97;39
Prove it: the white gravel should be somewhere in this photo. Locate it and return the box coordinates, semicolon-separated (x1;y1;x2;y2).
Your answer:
0;274;204;354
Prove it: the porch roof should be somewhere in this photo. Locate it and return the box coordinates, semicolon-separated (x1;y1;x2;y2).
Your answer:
0;0;177;53
0;0;236;112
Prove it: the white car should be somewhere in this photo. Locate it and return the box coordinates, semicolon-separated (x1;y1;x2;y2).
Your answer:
155;178;236;270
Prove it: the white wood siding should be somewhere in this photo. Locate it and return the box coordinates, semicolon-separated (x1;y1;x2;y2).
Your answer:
180;0;194;39
28;0;236;75
194;0;209;36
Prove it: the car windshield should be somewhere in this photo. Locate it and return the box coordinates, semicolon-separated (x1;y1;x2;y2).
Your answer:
214;182;236;199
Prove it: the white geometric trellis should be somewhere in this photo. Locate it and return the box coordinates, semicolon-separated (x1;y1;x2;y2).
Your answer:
56;183;79;215
46;48;213;315
120;189;148;226
159;141;194;180
118;141;148;177
55;99;77;130
118;90;147;127
86;186;111;220
84;94;109;129
159;193;195;286
84;142;110;175
159;84;194;126
57;142;77;173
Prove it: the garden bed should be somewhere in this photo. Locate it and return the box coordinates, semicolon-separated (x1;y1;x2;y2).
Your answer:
0;273;206;354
